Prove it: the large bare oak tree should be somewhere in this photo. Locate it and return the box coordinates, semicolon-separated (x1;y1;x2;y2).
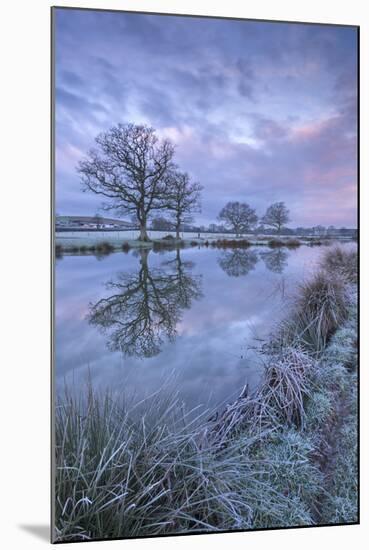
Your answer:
78;123;174;241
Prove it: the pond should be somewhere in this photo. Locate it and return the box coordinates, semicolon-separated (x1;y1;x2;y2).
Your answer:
55;244;331;412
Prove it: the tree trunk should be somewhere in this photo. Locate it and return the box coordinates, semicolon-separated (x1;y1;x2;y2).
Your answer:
176;215;181;240
139;217;150;241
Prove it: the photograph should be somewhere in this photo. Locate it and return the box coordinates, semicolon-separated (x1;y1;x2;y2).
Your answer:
52;6;359;543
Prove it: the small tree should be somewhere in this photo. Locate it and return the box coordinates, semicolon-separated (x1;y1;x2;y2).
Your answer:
93;213;103;229
261;202;290;234
166;170;202;239
78;123;175;241
217;201;258;237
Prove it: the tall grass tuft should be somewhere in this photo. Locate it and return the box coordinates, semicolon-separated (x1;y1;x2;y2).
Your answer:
208;347;314;446
276;271;349;353
321;246;357;283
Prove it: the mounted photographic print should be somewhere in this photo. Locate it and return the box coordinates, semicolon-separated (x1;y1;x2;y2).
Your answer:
51;6;359;543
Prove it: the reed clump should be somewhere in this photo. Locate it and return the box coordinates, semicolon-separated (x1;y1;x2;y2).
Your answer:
321;246;357;283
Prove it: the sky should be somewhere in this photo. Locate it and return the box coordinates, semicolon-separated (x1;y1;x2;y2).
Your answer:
54;8;358;227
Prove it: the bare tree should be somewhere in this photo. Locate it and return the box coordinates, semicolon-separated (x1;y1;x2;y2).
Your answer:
166;170;202;239
93;213;103;229
261;202;290;234
217;201;258;237
78;123;175;241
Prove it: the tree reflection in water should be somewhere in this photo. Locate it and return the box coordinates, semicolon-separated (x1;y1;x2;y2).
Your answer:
88;248;202;358
217;249;259;277
260;248;289;274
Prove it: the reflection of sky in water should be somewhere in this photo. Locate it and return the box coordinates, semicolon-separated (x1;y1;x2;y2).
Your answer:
55;246;327;411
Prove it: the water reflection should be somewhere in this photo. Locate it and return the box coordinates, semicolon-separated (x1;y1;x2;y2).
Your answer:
217;249;259;277
259;248;289;274
217;247;291;277
56;245;337;411
88;248;202;358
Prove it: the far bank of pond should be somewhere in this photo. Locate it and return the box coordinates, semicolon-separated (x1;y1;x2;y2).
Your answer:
55;229;354;255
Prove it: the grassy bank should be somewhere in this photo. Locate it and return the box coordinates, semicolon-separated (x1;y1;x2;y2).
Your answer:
54;246;358;541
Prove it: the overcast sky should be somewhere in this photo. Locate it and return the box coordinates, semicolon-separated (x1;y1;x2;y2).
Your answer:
54;8;358;227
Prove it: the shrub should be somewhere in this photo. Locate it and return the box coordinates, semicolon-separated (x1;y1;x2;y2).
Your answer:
213;239;251;249
268;239;284;248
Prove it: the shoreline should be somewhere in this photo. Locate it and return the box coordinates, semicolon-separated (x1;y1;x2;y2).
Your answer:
55;234;354;256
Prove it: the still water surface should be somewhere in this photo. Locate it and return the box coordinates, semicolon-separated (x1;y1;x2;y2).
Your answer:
55;245;327;411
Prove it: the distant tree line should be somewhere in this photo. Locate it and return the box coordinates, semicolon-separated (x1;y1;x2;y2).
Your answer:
217;200;290;236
